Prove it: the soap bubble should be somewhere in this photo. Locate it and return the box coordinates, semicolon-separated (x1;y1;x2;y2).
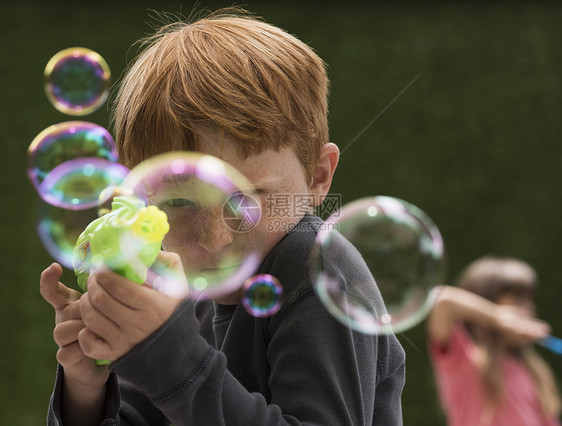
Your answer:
28;121;118;191
121;151;263;299
242;274;283;317
310;196;445;334
37;157;129;210
44;47;111;116
97;185;134;217
37;201;99;269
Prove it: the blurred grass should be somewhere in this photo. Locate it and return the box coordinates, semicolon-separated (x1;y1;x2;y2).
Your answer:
1;1;561;424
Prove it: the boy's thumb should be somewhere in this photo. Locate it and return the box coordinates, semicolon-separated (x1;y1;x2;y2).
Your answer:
39;263;81;310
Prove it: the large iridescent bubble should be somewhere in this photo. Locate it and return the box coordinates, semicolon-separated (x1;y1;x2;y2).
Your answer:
37;201;100;269
28;121;117;189
310;196;445;334
121;152;263;300
97;185;134;217
28;122;123;209
44;47;111;116
37;157;129;210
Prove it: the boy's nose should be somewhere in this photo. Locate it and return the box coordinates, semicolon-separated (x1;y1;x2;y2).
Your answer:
198;207;234;254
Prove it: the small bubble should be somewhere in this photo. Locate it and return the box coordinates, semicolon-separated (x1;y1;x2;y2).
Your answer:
242;274;283;318
44;47;111;116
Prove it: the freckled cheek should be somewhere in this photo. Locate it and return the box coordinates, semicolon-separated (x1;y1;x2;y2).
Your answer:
162;228;200;258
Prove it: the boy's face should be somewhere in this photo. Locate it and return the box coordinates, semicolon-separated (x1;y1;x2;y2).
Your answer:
158;126;314;303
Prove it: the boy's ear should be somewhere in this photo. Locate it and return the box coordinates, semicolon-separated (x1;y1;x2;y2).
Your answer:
310;142;340;206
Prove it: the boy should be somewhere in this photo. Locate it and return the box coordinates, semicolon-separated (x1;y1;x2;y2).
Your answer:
40;9;405;425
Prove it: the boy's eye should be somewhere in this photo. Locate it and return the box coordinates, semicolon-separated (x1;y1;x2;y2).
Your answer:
163;198;195;207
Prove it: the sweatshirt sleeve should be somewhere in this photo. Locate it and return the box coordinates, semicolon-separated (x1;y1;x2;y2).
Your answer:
266;285;405;425
46;300;216;426
46;299;215;426
258;219;406;425
109;298;313;425
111;286;405;425
47;364;121;426
48;215;405;425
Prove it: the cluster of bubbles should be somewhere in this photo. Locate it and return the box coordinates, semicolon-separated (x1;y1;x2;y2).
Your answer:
29;48;268;304
310;196;445;335
29;49;273;308
28;123;128;210
29;48;447;326
29;47;120;269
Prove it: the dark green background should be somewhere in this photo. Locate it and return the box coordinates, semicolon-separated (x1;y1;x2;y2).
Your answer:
1;1;561;424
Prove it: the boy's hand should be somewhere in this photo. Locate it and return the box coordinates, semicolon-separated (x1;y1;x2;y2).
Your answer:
78;253;186;362
40;263;109;390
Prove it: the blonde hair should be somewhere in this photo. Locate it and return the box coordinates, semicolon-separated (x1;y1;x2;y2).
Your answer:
112;8;329;183
456;255;561;418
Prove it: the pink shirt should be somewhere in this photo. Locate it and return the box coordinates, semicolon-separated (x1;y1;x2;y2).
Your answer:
429;325;560;426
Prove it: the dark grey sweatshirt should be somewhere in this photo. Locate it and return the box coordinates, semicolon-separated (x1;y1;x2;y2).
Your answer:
47;214;405;425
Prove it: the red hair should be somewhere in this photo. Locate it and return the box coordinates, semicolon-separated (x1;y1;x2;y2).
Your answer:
112;8;329;183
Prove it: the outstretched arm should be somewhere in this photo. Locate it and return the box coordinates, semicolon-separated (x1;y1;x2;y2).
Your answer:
426;285;550;347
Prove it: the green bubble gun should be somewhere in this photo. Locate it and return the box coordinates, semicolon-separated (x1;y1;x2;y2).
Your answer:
72;195;169;365
72;195;170;292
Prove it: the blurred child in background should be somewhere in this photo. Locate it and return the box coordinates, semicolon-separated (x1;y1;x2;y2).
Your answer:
427;255;561;426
